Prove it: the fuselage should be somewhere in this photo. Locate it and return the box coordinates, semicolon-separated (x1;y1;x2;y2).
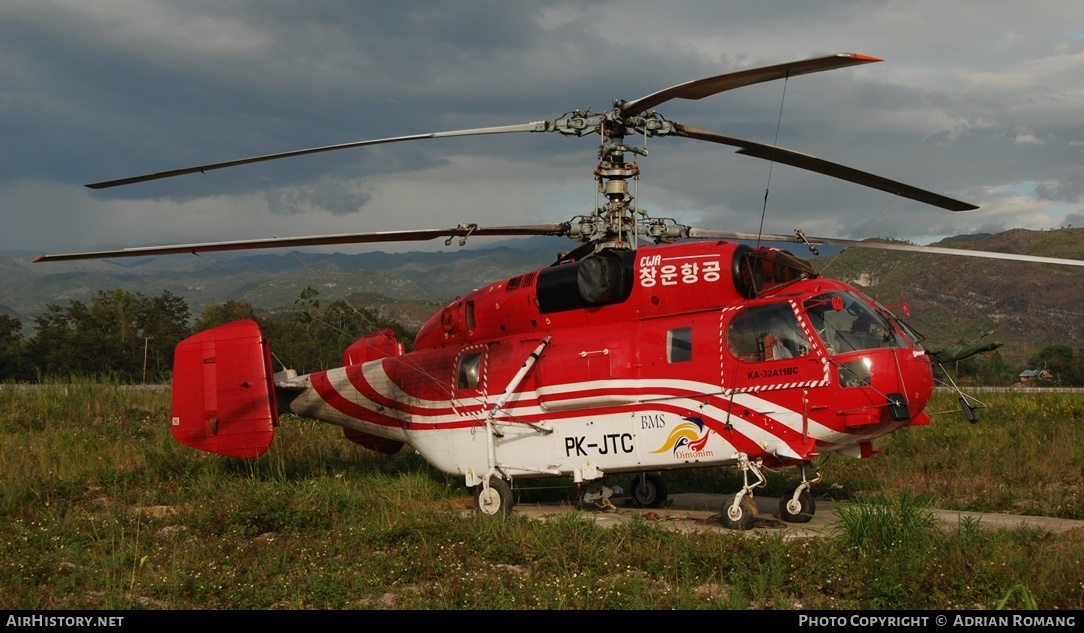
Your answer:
279;240;935;485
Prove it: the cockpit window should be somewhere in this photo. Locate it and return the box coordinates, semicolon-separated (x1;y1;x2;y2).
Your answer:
726;302;811;362
804;291;901;355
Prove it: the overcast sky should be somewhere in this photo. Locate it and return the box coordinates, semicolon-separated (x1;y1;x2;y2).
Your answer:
3;1;1082;259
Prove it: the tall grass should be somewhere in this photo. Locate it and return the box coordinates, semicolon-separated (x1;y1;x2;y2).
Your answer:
823;390;1084;519
1;382;1081;609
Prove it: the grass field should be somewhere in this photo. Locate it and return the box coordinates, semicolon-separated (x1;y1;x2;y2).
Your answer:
1;383;1081;609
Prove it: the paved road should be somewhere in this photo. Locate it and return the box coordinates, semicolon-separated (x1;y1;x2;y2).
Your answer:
512;492;1084;537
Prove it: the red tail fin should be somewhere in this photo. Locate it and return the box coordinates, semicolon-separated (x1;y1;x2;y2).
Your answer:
171;320;278;458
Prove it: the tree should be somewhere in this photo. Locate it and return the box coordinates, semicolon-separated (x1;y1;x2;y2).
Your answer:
137;290;191;380
25;290;194;381
28;303;79;379
0;314;26;380
976;350;1012;386
193;300;259;332
76;289;142;376
263;289;415;374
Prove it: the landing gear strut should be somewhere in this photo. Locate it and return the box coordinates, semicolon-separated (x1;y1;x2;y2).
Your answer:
778;462;821;523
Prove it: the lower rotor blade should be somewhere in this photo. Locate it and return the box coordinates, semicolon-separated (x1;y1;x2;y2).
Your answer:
86;122;548;190
686;229;1084;267
34;224;571;262
676;124;977;212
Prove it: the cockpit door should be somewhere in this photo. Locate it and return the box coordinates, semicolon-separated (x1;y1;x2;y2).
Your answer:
720;301;831;393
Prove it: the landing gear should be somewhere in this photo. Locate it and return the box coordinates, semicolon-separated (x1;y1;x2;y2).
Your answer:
778;463;821;524
718;453;766;530
779;489;815;523
721;493;756;530
629;473;668;508
474;477;513;516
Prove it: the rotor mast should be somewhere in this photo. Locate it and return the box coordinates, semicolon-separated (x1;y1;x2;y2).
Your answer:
595;103;643;251
555;104;685;252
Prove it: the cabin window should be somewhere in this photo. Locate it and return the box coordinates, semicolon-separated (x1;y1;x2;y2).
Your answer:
667;328;693;363
726;302;811;362
458;352;481;389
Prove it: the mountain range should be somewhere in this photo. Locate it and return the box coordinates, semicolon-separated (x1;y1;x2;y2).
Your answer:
3;229;1081;366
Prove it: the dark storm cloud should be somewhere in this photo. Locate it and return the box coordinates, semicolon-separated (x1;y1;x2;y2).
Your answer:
1;1;1081;254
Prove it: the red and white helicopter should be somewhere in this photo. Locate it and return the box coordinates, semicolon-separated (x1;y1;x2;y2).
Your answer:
38;53;1084;528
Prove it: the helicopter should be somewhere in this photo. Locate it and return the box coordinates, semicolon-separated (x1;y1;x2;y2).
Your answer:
36;53;1084;528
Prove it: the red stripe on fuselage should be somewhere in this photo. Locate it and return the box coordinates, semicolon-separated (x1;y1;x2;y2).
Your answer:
313;367;899;455
342;362;461;418
310;371;401;428
311;369;482;432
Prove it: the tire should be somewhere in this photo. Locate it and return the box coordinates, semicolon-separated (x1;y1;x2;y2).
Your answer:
778;489;816;523
629;473;668;508
720;493;756;530
474;478;513;516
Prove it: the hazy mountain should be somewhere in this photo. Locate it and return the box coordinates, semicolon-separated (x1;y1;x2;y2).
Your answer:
4;229;1081;365
1;236;571;326
811;228;1084;364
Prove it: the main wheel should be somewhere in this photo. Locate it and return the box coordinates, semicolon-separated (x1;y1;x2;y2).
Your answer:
629;473;668;508
474;478;513;516
778;489;816;523
720;493;756;530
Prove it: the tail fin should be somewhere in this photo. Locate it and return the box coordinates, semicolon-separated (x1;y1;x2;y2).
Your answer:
171;320;278;458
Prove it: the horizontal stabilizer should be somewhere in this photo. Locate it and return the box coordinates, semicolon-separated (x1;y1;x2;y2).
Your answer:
171;320;278;458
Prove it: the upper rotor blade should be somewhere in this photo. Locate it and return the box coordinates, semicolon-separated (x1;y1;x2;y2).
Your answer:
33;224;570;262
620;53;881;116
676;124;977;212
685;229;1084;267
86;122;548;189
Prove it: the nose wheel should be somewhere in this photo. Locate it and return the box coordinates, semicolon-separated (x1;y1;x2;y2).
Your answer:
721;493;757;530
474;477;513;516
778;463;821;523
779;489;816;523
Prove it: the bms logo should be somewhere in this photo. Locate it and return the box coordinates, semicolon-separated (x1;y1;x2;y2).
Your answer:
650;416;713;459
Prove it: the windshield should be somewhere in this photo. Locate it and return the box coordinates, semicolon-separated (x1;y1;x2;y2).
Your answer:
803;291;902;355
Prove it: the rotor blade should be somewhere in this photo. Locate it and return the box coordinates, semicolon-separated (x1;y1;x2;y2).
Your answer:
676;124;977;212
33;224;571;262
685;229;1084;267
86;122;549;189
621;53;881;116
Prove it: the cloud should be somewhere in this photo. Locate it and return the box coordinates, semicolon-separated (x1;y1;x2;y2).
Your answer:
1012;133;1044;146
1035;179;1084;204
266;178;374;217
2;1;1083;256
